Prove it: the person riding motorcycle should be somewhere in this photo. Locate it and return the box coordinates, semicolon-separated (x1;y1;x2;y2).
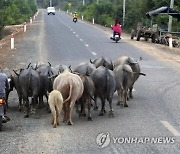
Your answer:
111;19;122;39
73;12;78;22
0;72;10;123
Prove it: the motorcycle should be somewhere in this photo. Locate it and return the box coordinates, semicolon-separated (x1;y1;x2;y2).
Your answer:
0;98;10;131
110;32;121;43
73;18;77;23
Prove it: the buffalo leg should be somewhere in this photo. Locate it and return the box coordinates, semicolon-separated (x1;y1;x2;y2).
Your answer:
93;96;98;111
124;89;128;107
67;101;75;125
18;96;23;111
99;97;105;116
87;100;92;121
108;98;114;118
24;98;30;118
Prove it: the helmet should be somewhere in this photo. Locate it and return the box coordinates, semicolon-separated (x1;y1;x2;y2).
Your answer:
74;12;77;14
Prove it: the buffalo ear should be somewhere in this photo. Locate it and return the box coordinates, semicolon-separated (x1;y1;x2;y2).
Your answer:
86;72;90;76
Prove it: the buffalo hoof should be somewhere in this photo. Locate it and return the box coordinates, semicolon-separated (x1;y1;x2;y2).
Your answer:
124;104;128;107
76;109;80;114
67;121;73;125
18;107;22;112
79;113;86;117
129;95;133;99
87;117;92;121
117;102;121;106
38;105;43;109
53;124;57;128
93;106;98;111
109;111;114;118
98;112;104;116
62;119;66;123
24;115;29;118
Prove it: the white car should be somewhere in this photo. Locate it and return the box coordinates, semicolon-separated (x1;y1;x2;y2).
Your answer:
47;7;55;15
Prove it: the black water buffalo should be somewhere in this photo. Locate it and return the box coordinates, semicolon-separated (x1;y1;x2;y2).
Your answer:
90;57;114;70
114;56;145;98
36;63;57;109
74;62;96;75
114;64;134;107
91;66;116;117
17;67;41;118
79;74;95;121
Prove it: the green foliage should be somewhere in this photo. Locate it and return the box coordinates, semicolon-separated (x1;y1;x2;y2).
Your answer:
0;0;37;39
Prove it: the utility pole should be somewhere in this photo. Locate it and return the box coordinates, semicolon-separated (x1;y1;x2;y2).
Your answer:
168;0;174;32
97;0;99;4
83;0;85;5
50;0;52;7
123;0;126;26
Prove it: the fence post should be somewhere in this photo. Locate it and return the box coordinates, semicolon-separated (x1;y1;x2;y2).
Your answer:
92;18;94;24
169;34;173;48
24;22;27;32
82;15;84;21
11;34;14;50
30;17;32;24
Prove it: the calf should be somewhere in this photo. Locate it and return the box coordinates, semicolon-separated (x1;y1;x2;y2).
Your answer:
48;90;64;128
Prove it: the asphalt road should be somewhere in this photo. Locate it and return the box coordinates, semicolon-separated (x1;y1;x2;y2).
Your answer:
1;9;180;154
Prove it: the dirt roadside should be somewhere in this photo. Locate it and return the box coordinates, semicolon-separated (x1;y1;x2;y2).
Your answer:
0;20;180;69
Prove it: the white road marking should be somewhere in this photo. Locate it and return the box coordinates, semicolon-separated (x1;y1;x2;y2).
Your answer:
73;32;76;34
80;39;83;41
161;121;180;136
70;29;73;31
91;52;97;56
85;44;89;47
76;35;79;37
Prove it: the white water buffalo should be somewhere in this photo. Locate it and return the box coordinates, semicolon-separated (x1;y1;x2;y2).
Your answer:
53;70;84;125
91;66;116;117
48;90;64;128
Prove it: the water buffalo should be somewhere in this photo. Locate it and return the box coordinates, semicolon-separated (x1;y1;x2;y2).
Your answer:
114;56;145;98
114;64;134;107
90;57;114;70
78;74;95;121
48;90;64;128
36;63;57;109
91;66;116;117
74;62;96;75
17;67;41;118
53;70;84;125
